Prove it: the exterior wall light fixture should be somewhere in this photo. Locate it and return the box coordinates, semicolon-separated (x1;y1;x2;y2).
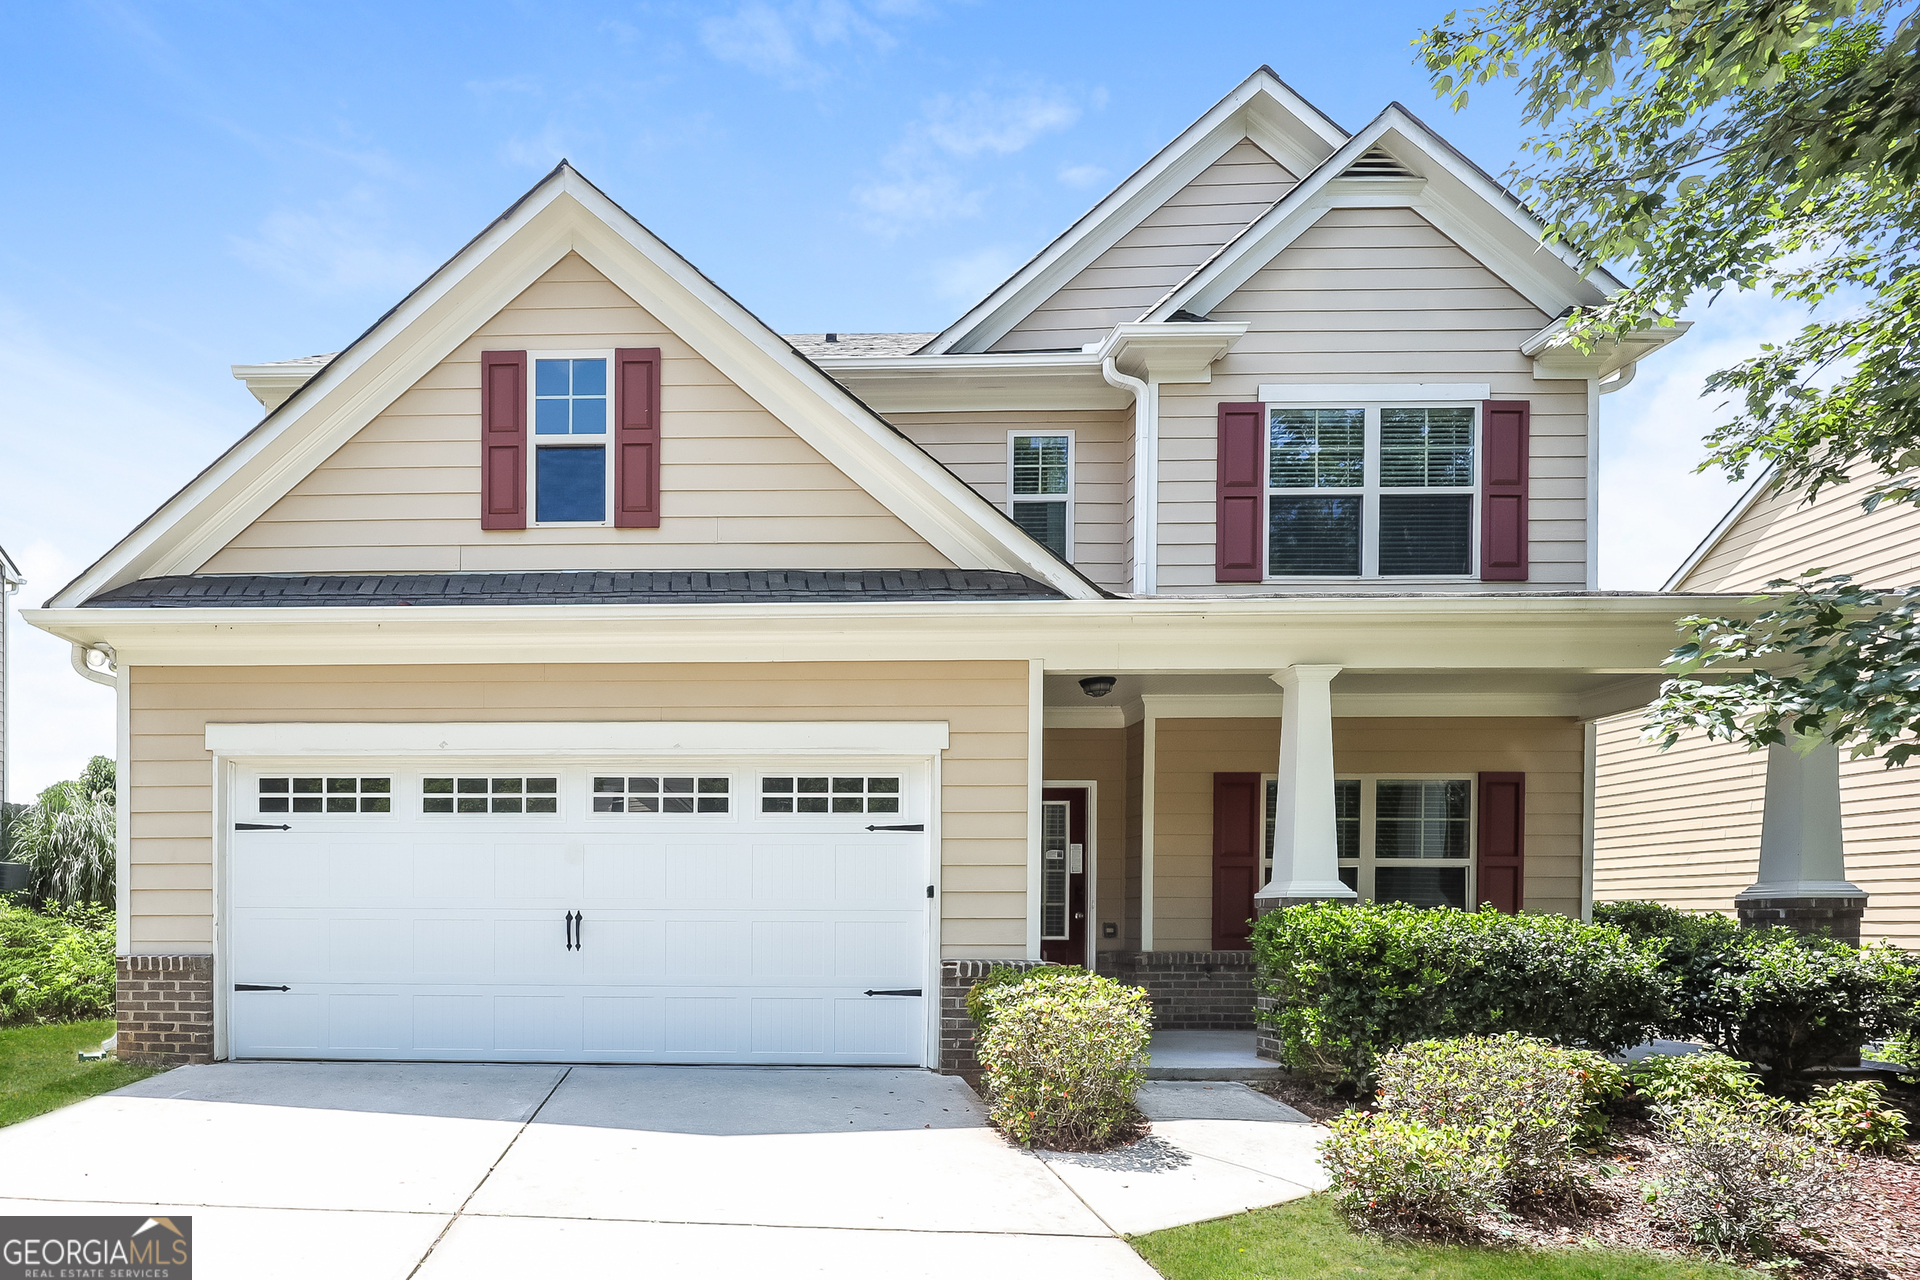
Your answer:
1078;676;1117;699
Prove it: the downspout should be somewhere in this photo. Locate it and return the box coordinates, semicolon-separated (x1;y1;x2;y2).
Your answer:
68;643;127;962
1103;357;1156;594
72;642;117;688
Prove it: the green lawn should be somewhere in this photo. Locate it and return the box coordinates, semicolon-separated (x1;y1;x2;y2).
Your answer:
1132;1194;1750;1280
0;1020;162;1128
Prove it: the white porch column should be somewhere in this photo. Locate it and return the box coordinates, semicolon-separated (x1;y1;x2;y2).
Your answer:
1256;664;1358;906
1733;735;1866;942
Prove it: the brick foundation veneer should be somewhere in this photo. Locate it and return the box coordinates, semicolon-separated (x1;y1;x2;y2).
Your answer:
1735;895;1867;946
1096;950;1257;1030
117;955;214;1065
937;959;1054;1076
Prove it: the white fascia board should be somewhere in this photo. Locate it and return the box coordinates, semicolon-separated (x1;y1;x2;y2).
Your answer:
206;720;951;758
1260;383;1491;403
924;70;1345;356
815;351;1128;414
50;170;1099;606
1099;322;1250;384
25;592;1746;674
1522;315;1693;380
1151;108;1613;323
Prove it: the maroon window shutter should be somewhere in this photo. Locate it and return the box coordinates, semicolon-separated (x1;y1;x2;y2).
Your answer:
1480;400;1529;580
1216;402;1265;582
1212;772;1262;950
480;351;527;530
614;347;662;529
1476;772;1525;913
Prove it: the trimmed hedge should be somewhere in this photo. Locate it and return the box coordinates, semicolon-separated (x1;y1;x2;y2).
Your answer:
964;963;1087;1032
1597;901;1920;1085
976;970;1151;1149
1251;902;1667;1088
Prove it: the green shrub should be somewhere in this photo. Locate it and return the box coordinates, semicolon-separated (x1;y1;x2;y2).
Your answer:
1801;1080;1910;1154
1374;1035;1615;1194
1320;1112;1507;1236
1647;1096;1849;1252
8;757;116;908
0;901;115;1025
977;971;1150;1149
1250;901;1667;1088
964;964;1086;1032
1703;931;1919;1085
1593;901;1743;1042
1627;1051;1763;1109
1879;1032;1920;1084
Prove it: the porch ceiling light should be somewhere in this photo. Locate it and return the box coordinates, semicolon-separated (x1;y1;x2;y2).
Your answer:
1078;676;1117;699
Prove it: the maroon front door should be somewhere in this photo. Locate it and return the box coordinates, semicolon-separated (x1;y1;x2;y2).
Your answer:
1040;787;1089;965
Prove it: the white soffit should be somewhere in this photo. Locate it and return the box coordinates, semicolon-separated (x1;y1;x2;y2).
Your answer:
46;167;1100;606
206;721;953;757
923;68;1346;356
1260;383;1491;403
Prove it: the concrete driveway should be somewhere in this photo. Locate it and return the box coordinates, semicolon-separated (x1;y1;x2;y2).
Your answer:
0;1065;1324;1279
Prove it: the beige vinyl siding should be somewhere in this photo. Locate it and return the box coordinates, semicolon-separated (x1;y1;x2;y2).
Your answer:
1149;716;1585;950
1154;206;1588;594
202;253;950;575
1680;471;1920;592
991;140;1297;354
1594;471;1920;950
127;660;1030;960
1043;727;1130;954
889;409;1132;591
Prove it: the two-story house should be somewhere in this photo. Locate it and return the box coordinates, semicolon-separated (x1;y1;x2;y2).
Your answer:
29;69;1699;1072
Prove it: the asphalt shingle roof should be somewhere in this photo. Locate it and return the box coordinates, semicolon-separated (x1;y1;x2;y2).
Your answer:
783;333;935;358
82;570;1066;608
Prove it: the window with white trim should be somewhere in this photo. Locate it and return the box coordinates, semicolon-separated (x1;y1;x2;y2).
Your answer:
531;353;610;525
1264;775;1475;909
759;775;901;814
594;775;731;814
1008;432;1072;558
1266;406;1475;578
259;776;391;814
424;776;559;815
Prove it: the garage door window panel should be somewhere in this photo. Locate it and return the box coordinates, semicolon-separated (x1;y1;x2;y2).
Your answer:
594;775;731;814
423;776;558;815
259;776;391;814
760;775;901;814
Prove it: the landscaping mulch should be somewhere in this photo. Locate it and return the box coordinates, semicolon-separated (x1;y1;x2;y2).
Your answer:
1458;1124;1918;1280
1250;1072;1363;1124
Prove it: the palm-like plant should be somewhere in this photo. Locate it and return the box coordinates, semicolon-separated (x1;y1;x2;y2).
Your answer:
9;756;116;907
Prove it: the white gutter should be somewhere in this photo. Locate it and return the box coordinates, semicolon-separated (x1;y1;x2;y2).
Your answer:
1103;357;1156;594
71;642;117;688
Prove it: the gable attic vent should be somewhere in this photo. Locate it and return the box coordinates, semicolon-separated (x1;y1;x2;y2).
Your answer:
1341;146;1415;179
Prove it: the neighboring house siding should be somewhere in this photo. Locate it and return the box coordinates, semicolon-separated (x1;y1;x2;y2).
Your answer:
126;660;1030;959
990;140;1297;354
890;408;1132;591
1043;726;1130;956
1148;716;1585;951
1594;473;1920;949
1154;206;1588;593
201;253;951;575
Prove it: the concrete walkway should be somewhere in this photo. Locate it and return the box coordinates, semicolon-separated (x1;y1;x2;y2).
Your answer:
0;1064;1325;1279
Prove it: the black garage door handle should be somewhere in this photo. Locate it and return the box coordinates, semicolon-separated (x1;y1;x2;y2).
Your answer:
865;824;924;832
235;823;291;832
235;983;290;992
863;988;922;997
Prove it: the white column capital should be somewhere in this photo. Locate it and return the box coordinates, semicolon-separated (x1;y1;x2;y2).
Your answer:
1257;662;1356;904
1269;664;1344;692
1737;735;1864;901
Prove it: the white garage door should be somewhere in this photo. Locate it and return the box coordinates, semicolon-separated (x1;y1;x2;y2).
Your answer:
226;759;930;1064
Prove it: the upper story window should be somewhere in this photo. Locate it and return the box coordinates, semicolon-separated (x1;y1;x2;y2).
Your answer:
532;355;610;525
1009;432;1072;558
1266;406;1476;578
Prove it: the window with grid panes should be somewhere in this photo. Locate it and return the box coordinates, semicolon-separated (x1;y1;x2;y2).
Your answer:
259;776;391;814
1009;433;1071;557
760;776;901;814
1263;776;1472;908
1265;405;1476;577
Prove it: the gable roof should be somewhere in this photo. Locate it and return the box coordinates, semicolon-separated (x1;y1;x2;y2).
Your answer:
921;67;1347;356
48;164;1103;608
1143;102;1621;324
1664;469;1778;591
0;544;21;588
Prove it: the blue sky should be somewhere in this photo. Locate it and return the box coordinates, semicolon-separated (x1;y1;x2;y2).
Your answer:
1;0;1785;791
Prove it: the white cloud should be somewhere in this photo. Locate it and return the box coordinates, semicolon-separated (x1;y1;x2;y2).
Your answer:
930;245;1023;303
1057;163;1107;189
699;0;903;89
1599;289;1819;590
855;81;1084;234
230;190;432;297
922;88;1079;156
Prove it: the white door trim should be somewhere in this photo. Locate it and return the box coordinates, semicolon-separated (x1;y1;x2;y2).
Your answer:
205;721;952;757
1043;778;1098;970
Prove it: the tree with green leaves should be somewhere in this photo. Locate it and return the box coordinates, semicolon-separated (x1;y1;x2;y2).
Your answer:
1421;1;1920;761
9;756;116;908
